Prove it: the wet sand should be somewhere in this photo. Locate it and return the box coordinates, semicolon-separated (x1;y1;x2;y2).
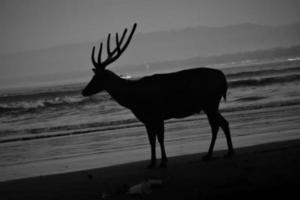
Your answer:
1;139;300;200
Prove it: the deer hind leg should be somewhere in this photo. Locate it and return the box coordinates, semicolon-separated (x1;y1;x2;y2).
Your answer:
217;113;234;157
202;110;220;161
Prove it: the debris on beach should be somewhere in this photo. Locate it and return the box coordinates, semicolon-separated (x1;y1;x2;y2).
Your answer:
128;181;152;195
148;179;163;188
128;179;163;195
100;183;129;199
101;191;110;199
99;179;163;198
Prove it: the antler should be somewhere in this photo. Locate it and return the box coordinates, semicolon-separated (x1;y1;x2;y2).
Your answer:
91;23;137;69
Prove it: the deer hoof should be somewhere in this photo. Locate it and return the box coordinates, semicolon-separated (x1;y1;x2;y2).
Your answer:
202;154;212;161
147;162;156;169
159;161;167;168
224;151;235;158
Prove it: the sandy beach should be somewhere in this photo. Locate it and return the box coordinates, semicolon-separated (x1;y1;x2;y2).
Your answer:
1;139;300;200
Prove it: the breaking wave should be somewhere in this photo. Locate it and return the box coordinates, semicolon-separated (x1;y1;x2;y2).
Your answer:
228;74;300;88
0;93;111;114
226;66;300;79
1;71;299;115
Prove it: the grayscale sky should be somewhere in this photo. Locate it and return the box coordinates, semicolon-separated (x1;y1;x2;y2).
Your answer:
1;0;300;54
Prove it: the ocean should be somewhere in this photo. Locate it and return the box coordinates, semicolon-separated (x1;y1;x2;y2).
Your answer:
0;58;300;181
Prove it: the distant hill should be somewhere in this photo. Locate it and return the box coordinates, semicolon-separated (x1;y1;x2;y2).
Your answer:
117;45;300;76
1;23;300;87
128;22;300;65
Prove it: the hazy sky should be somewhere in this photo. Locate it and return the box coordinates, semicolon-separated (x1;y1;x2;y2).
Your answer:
1;0;300;54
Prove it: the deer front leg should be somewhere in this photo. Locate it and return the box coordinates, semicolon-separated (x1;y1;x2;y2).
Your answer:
146;124;157;168
145;121;167;168
156;121;168;168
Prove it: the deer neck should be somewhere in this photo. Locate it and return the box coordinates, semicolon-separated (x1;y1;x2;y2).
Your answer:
104;70;131;105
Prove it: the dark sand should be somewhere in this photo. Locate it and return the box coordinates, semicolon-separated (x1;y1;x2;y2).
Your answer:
1;139;300;200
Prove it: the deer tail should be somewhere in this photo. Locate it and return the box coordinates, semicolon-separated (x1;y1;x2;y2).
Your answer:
223;77;228;102
222;92;227;102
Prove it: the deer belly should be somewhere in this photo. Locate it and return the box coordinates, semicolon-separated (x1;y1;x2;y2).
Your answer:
163;103;201;119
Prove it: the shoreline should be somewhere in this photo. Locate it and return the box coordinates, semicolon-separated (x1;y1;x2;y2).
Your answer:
1;139;300;199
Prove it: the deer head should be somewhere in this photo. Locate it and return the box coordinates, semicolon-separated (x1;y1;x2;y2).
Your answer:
82;23;137;96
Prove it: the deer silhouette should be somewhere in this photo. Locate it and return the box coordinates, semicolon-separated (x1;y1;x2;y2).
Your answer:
82;23;234;168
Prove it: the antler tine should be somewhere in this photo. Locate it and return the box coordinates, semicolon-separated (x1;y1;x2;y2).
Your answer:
91;46;97;67
115;32;120;50
119;23;137;53
107;33;113;57
97;42;103;64
117;28;128;47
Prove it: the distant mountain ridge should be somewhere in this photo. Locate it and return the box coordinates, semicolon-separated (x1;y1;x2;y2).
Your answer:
130;22;300;63
117;45;300;76
1;22;300;86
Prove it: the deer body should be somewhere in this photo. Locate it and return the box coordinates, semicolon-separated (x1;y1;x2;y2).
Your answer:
101;68;227;121
82;23;234;168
